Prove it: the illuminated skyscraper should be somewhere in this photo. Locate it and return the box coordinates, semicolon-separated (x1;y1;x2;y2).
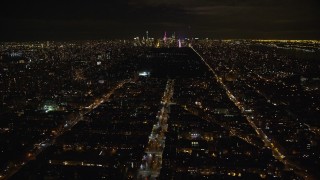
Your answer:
163;32;167;42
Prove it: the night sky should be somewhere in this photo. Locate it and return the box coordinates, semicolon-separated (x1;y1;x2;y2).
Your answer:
0;0;319;41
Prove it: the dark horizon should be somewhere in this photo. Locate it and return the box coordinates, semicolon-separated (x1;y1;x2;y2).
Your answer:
0;0;320;41
1;35;320;43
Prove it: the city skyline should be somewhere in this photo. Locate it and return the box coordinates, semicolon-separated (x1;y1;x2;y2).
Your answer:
0;0;320;41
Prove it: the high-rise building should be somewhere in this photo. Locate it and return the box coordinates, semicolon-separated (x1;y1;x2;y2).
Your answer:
163;32;167;42
172;32;175;39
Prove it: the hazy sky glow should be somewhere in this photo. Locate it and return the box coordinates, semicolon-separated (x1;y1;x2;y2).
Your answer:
0;0;319;41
